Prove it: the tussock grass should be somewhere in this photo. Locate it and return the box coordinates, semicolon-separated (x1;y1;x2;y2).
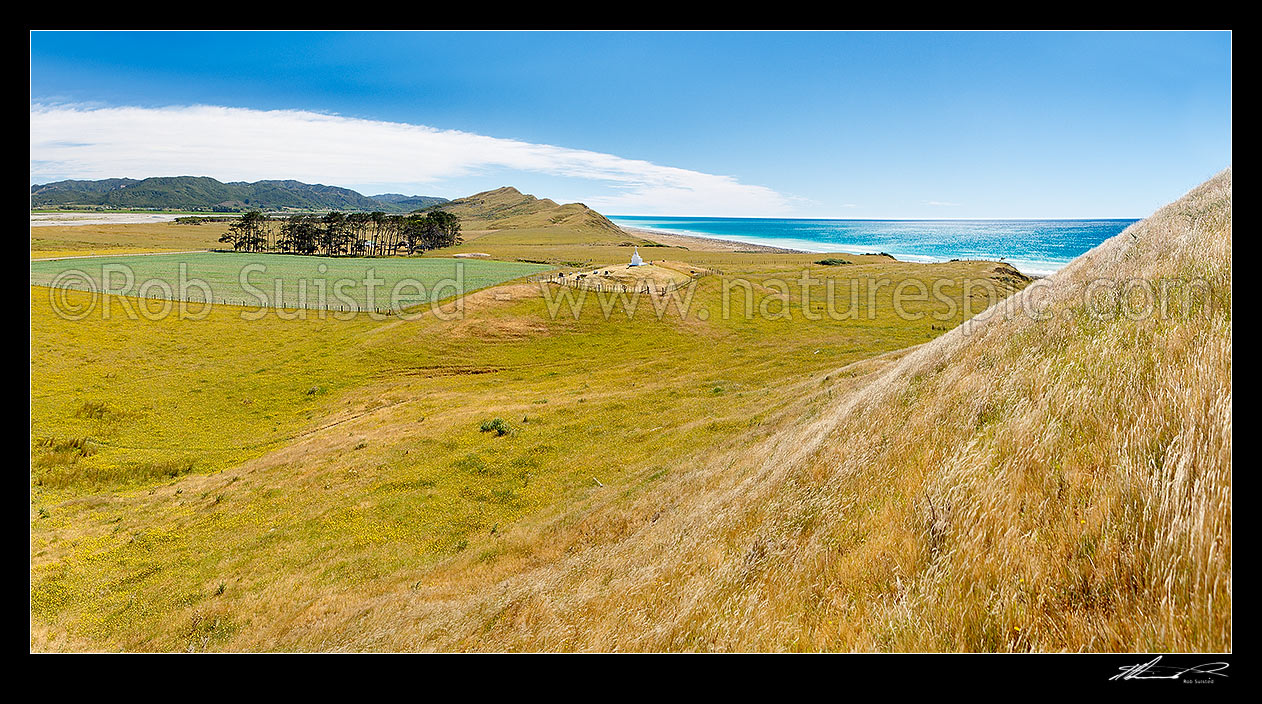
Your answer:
73;400;117;420
33;447;196;490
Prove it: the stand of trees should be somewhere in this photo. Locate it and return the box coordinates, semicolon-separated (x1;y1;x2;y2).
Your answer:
218;210;461;256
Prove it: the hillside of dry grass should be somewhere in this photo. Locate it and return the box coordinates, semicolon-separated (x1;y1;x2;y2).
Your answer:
318;170;1230;651
436;186;629;239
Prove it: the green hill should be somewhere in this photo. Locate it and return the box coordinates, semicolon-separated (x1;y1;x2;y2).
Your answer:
30;176;448;213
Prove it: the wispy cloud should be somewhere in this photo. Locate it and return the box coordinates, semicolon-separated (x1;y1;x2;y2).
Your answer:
30;104;793;216
925;200;960;207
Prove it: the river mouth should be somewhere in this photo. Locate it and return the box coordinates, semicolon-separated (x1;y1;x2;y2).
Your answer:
30;213;186;227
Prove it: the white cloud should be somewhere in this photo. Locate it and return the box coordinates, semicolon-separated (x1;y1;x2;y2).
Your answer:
925;200;960;207
30;104;793;216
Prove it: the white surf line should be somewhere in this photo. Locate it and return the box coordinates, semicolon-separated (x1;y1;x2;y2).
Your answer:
30;249;211;262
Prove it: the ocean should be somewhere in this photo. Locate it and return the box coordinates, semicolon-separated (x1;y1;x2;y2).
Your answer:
609;216;1138;276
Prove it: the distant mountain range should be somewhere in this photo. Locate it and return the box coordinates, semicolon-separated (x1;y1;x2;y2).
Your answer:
30;176;448;213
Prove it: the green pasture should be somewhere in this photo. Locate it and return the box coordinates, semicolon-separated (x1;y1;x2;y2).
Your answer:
30;252;551;311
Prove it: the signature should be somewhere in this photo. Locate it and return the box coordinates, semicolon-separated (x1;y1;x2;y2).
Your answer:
1111;656;1230;681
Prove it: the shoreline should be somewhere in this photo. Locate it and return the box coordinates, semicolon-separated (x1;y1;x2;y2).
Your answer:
623;226;811;254
623;225;1054;278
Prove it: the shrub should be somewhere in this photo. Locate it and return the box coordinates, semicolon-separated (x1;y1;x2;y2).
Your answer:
479;418;514;437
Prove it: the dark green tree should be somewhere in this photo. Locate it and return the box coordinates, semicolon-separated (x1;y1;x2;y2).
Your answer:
219;211;269;251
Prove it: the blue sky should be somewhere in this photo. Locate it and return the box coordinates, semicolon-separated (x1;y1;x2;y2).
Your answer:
30;31;1231;218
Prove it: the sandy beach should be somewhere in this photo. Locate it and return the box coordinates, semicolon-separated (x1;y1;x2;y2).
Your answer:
623;226;807;254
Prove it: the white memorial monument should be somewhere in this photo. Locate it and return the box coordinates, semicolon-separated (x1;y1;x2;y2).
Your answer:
629;246;644;267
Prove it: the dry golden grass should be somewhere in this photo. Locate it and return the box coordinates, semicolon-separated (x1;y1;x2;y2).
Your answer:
30;222;226;258
437;186;628;240
273;170;1229;652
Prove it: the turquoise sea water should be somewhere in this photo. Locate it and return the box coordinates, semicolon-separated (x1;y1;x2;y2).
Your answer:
610;216;1138;276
